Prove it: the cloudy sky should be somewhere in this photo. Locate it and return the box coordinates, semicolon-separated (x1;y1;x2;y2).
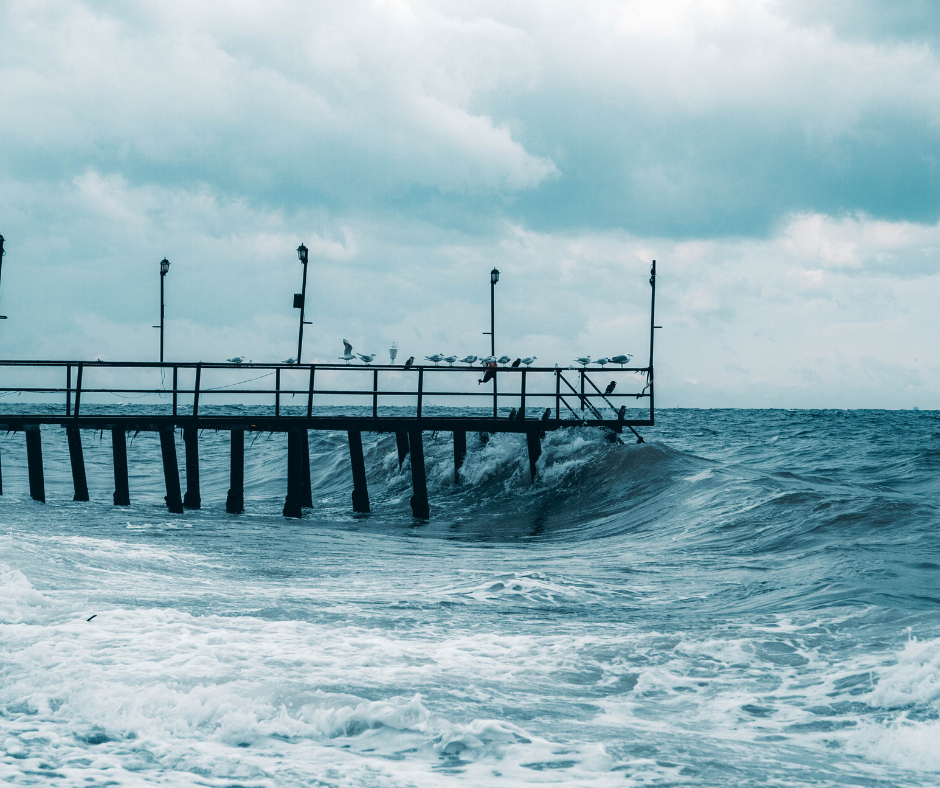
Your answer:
2;0;939;407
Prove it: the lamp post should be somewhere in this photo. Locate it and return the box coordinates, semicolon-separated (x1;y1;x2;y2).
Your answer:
294;243;310;364
0;234;7;320
482;267;499;356
159;257;169;362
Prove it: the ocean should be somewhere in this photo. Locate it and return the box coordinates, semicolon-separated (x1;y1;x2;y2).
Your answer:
1;408;939;786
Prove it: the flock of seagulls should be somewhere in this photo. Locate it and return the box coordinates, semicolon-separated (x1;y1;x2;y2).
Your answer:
572;354;633;368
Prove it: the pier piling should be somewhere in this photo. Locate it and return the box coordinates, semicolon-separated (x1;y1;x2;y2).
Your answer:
301;430;313;508
25;426;45;503
453;430;467;484
159;429;184;514
66;425;89;501
183;426;201;509
348;429;370;513
526;430;541;484
409;430;430;519
112;429;130;506
226;429;245;514
0;441;3;495
283;430;303;519
396;431;409;468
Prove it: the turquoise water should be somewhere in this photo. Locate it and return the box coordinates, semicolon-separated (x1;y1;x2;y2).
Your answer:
1;409;939;786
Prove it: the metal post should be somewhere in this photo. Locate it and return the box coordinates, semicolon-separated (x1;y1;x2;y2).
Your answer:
25;427;44;503
297;249;309;364
159;429;183;514
66;425;89;501
226;429;245;514
192;364;201;418
555;370;560;420
372;368;378;417
648;259;657;425
307;366;315;418
172;366;178;416
275;367;281;417
409;429;430;519
453;430;466;484
283;430;302;519
74;363;83;418
347;429;370;513
160;268;165;363
417;367;423;418
520;369;526;419
112;428;130;506
66;364;71;416
490;278;495;356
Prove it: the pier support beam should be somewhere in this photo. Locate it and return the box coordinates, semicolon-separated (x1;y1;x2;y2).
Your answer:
160;429;184;514
396;431;410;469
526;431;541;484
66;425;89;502
283;430;303;519
347;429;370;513
453;430;466;484
183;426;201;509
409;430;430;520
226;429;245;514
0;440;3;495
112;429;130;506
25;426;45;503
301;430;313;508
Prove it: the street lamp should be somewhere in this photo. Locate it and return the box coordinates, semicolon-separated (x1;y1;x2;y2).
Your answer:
0;234;7;320
159;257;169;362
482;267;499;356
293;243;311;364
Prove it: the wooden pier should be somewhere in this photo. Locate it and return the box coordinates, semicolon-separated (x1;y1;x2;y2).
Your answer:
0;264;657;519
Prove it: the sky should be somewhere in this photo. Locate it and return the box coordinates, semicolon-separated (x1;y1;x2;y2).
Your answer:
1;0;940;408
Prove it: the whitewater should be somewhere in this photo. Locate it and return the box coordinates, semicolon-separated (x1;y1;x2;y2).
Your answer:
1;408;939;786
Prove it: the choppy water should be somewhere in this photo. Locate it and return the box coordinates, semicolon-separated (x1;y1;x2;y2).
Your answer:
1;409;939;786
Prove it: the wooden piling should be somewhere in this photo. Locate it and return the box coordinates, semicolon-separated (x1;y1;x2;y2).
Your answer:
66;425;89;501
159;429;184;514
347;429;370;513
283;430;303;519
25;426;45;503
182;426;201;509
226;429;245;514
301;430;313;508
396;432;410;468
409;430;430;519
112;429;130;506
526;430;541;484
453;430;467;484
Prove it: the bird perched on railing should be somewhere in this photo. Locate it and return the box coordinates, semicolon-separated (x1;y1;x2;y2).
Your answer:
425;354;444;365
511;358;522;368
605;381;616;395
611;354;632;367
404;356;414;367
480;355;496;365
282;357;296;365
574;355;591;366
443;355;458;366
226;357;245;365
595;357;609;367
340;340;355;364
357;353;376;364
521;357;537;367
460;355;478;365
497;356;511;366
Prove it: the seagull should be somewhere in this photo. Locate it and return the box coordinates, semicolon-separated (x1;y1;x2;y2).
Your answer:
226;356;245;364
443;355;458;366
574;355;591;367
282;357;296;365
611;354;632;367
497;355;511;366
339;339;355;364
521;356;537;367
357;353;376;364
480;355;496;365
595;357;609;367
405;356;415;367
604;380;617;396
460;355;478;365
425;353;444;365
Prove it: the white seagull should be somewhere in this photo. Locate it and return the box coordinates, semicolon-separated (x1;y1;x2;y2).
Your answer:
595;357;609;367
339;339;355;364
497;355;511;366
425;353;444;365
611;354;633;367
480;355;496;365
460;355;478;365
443;355;458;366
521;356;537;367
574;355;591;367
226;356;245;364
282;357;296;365
357;353;376;364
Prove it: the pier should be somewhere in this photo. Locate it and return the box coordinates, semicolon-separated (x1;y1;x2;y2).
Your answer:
0;263;657;519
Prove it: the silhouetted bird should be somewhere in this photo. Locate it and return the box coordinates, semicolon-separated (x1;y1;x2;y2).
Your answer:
510;358;521;368
605;381;617;395
618;405;627;419
542;408;551;420
404;356;414;367
282;357;296;364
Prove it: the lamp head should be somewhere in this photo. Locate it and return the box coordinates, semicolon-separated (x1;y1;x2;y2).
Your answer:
297;243;308;263
490;267;499;285
160;258;170;275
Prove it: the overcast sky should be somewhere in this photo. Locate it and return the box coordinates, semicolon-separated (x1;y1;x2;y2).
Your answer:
2;0;939;407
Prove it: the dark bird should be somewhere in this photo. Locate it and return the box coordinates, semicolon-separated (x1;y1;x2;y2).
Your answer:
618;405;627;420
508;408;517;420
541;408;551;420
478;364;497;385
605;381;617;396
510;358;522;368
515;407;525;420
404;356;415;367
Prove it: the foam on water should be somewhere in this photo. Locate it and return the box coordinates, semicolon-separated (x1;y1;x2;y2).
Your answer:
1;409;939;786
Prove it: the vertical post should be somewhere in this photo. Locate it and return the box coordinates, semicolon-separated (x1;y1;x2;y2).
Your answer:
297;246;309;364
66;364;71;416
526;430;541;484
66;425;89;501
555;369;560;420
396;432;410;469
0;437;3;495
182;426;201;509
347;429;370;513
25;426;45;503
453;430;466;484
520;369;526;419
226;429;245;514
160;268;165;362
172;366;178;416
417;367;423;419
301;430;312;508
307;366;315;418
159;428;184;514
112;428;130;506
490;277;495;357
580;369;585;413
283;429;302;519
192;364;201;418
648;259;656;425
275;367;281;417
74;363;83;418
493;373;498;418
372;368;378;417
409;430;430;519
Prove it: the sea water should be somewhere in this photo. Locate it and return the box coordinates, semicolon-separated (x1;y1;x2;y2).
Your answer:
1;408;939;786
